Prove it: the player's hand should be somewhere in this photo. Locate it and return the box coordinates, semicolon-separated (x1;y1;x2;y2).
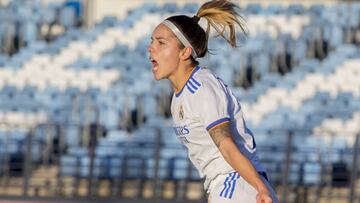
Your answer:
256;191;273;203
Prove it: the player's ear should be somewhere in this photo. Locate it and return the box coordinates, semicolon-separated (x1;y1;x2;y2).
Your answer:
179;47;193;60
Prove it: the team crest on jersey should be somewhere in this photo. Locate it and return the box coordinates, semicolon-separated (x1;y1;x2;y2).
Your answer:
179;104;184;120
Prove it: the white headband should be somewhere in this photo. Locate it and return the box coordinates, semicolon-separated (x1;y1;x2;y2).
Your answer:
162;20;198;59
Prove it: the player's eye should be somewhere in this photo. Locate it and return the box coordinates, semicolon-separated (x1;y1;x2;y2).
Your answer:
149;38;154;45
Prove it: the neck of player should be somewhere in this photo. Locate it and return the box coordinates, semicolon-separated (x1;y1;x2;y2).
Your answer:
168;61;196;94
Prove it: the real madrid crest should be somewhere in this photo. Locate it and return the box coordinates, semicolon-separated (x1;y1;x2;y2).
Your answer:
179;104;184;120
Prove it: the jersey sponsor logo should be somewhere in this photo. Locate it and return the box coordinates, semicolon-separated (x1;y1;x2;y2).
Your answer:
178;135;190;144
173;125;190;144
173;125;189;136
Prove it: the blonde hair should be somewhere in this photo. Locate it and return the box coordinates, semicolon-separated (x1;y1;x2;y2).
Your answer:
197;0;246;48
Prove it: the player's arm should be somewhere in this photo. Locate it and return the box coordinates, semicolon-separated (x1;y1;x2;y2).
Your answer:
208;122;272;202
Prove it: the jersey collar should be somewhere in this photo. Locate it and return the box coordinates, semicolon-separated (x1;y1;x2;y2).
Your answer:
175;66;201;97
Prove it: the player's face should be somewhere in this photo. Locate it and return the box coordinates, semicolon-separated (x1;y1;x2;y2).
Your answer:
148;23;182;80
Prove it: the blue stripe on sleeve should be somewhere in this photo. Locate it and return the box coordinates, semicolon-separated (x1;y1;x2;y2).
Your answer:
206;117;231;131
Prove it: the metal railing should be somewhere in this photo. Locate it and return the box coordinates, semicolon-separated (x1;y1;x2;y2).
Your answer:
0;121;360;203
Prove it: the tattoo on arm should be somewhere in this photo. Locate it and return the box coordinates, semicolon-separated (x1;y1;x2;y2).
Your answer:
208;122;232;147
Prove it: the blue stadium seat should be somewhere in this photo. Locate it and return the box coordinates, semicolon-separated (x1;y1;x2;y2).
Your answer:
243;4;262;14
59;7;77;29
64;0;82;19
122;156;146;179
287;4;305;15
303;162;321;185
0;54;9;66
141;2;158;13
181;3;198;13
146;158;167;179
68;146;88;156
162;3;178;13
80;156;104;178
263;4;283;15
60;155;79;176
108;156;123;178
41;7;56;24
308;4;324;16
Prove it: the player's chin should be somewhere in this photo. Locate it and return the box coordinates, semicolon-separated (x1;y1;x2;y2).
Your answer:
152;72;162;81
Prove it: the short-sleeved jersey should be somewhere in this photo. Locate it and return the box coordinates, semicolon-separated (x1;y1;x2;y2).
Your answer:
171;66;265;189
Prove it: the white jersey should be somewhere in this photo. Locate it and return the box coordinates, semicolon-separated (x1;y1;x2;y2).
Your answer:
171;66;265;190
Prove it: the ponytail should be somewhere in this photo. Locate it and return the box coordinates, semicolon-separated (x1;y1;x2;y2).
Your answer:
163;0;246;63
196;0;246;48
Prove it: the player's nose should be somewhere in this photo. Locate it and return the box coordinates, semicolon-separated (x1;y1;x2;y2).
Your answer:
148;42;154;53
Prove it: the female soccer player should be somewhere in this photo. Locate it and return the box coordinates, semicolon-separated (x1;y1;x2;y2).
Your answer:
148;0;278;202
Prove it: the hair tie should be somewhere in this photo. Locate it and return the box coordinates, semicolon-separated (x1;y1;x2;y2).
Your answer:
193;15;200;23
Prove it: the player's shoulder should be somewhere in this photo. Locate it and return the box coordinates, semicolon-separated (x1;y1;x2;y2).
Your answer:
175;66;219;99
192;66;219;87
184;66;219;97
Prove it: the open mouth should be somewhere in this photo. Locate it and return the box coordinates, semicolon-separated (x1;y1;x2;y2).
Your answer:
149;57;159;72
151;59;158;67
